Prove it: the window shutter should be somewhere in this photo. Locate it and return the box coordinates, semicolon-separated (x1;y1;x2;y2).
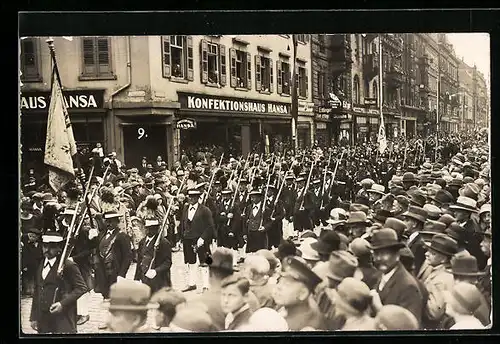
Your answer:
230;48;237;88
219;44;226;86
305;67;309;98
82;38;96;76
186;36;194;81
269;58;274;93
97;37;111;75
255;55;261;91
286;64;292;94
246;52;252;90
162;36;171;78
276;60;282;94
21;39;38;79
201;39;208;84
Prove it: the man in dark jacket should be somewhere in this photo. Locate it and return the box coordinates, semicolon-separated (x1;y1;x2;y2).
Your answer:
92;211;132;329
134;219;172;293
369;228;424;326
179;189;215;292
30;231;88;334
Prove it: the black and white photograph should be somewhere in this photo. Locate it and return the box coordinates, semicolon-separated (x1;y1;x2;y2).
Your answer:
19;32;491;333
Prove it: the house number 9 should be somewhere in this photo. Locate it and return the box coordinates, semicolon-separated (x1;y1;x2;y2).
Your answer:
137;127;147;139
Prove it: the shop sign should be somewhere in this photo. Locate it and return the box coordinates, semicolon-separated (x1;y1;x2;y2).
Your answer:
331;114;349;120
178;92;290;115
315;113;330;121
352;106;366;113
364;98;377;106
316;107;332;114
176;118;197;130
316;122;327;130
368;109;380;115
298;101;314;113
20;89;105;112
359;126;369;132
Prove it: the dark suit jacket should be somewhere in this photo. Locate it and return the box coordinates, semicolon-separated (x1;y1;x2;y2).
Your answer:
180;203;214;242
407;233;427;274
30;257;88;333
134;235;172;293
464;218;488;271
226;305;253;330
376;262;424;326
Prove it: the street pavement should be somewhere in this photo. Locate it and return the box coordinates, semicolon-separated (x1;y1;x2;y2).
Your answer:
20;250;207;335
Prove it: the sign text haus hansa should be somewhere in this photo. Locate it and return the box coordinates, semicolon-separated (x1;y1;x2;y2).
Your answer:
20;90;105;112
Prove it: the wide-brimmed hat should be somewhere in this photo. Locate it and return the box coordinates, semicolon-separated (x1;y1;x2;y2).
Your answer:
187;189;202;196
424;233;458;257
375;305;419;330
368;228;405;251
445;282;483;316
349;203;370;215
372;209;392;224
298;238;321;261
335;277;372;314
402;205;428;224
106;279;158;311
326;250;358;282
367;184;386;195
407;190;427;208
446;255;486;277
310;231;341;255
445;222;471;244
458;183;481;201
437;214;456;227
420;220;447;240
249;190;263;196
449;196;478;213
358;178;375;187
346;211;371;226
479;203;491;215
326;208;348;225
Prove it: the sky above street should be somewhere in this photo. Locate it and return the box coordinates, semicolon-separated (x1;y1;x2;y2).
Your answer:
446;33;490;90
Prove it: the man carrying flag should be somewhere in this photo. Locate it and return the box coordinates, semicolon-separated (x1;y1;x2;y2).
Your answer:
43;43;77;193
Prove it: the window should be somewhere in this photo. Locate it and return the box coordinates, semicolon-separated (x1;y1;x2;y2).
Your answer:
318;72;325;99
162;36;194;81
298;64;308;98
201;40;226;86
277;59;291;95
255;55;273;93
318;35;326;53
81;37;115;79
355;35;360;59
353;75;360;104
20;38;41;82
230;48;250;89
371;42;377;55
373;81;378;101
296;34;308;43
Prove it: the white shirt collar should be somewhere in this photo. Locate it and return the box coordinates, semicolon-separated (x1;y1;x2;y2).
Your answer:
44;257;57;267
189;203;199;210
381;265;398;283
408;231;419;245
253;202;261;209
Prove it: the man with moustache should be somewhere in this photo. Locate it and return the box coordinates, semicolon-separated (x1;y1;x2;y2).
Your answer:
134;219;172;293
369;228;424;326
29;231;88;334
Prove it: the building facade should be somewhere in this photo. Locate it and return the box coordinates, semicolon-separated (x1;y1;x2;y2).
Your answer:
20;35;314;170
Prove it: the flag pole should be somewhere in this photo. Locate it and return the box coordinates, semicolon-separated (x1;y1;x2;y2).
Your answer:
377;35;386;155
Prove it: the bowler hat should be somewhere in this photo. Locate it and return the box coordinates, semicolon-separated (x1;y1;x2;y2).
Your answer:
424;233;458;257
423;204;442;220
106;279;158;311
369;228;405;251
437;213;456;227
402;205;428;224
280;256;323;292
446;255;486;277
449;196;478;213
210;247;239;272
402;172;418;183
275;240;299;260
311;231;341;255
326;250;358;282
348;238;371;257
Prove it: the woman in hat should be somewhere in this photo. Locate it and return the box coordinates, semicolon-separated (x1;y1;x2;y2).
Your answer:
30;231;88;334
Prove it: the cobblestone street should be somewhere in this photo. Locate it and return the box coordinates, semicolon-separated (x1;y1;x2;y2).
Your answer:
20;251;204;334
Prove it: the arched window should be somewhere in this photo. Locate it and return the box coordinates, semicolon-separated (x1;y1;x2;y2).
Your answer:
353;75;360;104
373;80;378;100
